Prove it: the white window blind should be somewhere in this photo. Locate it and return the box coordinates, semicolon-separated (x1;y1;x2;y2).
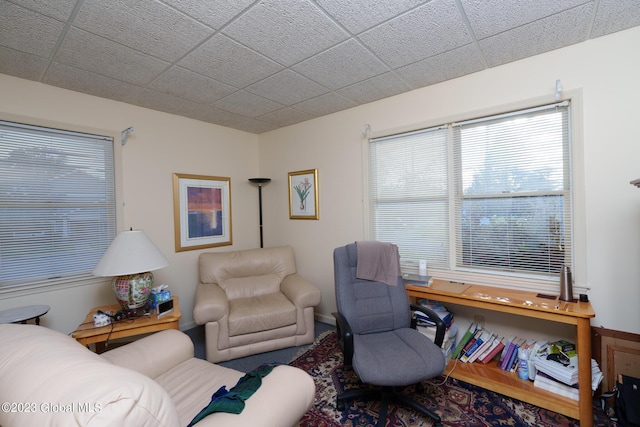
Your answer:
369;101;572;281
369;126;450;268
453;102;571;277
0;120;116;290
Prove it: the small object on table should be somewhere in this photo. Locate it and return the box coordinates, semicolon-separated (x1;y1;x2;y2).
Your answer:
0;305;50;325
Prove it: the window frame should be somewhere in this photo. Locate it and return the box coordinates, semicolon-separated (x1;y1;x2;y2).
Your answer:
0;116;122;297
365;92;586;294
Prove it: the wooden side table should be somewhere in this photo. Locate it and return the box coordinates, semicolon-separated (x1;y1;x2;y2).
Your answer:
71;296;181;352
0;305;50;325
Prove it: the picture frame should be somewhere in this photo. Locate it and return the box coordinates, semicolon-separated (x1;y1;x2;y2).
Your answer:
288;169;319;220
172;173;232;252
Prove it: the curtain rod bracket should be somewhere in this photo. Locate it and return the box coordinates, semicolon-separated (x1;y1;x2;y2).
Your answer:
121;127;134;146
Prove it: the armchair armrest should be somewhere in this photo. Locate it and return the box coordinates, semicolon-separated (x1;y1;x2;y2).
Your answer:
100;329;193;380
193;282;229;325
410;304;446;348
332;311;354;365
280;274;321;308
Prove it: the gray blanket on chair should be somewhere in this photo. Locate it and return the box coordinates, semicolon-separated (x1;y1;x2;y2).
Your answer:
355;241;400;286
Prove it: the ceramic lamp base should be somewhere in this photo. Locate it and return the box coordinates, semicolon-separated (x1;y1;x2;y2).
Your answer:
112;272;154;309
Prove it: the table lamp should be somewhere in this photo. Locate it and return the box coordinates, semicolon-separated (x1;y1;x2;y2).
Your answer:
92;229;169;310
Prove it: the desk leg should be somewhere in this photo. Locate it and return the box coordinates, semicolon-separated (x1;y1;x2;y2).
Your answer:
576;317;593;427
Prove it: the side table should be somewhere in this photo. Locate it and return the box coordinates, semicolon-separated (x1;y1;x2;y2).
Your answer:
0;305;50;325
71;296;181;353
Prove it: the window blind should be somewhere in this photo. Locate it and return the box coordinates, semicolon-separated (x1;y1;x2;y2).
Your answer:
0;120;116;290
369;126;449;268
368;100;572;281
453;102;571;277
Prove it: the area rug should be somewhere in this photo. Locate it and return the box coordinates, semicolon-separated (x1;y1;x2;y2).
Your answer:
289;330;616;427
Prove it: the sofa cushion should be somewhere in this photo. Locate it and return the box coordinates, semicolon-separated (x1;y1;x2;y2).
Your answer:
228;292;297;336
0;324;180;427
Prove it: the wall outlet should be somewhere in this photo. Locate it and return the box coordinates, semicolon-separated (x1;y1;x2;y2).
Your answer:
474;315;485;328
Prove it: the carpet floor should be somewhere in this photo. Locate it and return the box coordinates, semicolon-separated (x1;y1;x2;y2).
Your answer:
289;330;618;427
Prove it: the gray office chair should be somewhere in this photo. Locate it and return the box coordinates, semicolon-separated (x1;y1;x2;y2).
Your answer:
332;243;446;427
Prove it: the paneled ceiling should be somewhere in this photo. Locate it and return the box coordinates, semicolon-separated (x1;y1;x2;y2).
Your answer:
2;0;639;134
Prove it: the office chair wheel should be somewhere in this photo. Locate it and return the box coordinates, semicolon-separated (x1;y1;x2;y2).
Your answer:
337;399;345;411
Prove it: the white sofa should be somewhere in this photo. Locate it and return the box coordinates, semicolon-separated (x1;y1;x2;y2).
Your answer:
0;324;315;426
194;246;321;362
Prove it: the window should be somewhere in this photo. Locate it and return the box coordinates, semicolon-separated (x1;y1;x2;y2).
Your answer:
0;120;116;291
369;101;572;282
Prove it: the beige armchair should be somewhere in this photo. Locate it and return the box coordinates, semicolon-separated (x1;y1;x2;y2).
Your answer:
193;246;321;363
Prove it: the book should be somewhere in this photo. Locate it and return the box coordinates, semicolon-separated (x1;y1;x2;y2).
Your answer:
403;273;433;287
467;332;497;363
501;337;523;371
533;372;579;400
459;328;483;360
416;321;458;344
479;337;505;364
461;330;492;362
508;338;527;372
451;322;478;359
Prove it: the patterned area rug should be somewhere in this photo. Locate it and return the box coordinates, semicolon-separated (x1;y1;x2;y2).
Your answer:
289;330;616;427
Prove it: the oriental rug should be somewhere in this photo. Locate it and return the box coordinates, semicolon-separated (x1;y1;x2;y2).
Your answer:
289;330;616;427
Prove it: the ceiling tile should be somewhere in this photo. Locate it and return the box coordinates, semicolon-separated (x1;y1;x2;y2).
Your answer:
43;62;139;101
396;44;485;89
479;4;594;67
55;28;169;85
231;119;279;134
359;0;473;68
461;0;589;39
316;0;428;34
257;107;314;127
0;1;65;57
293;92;357;116
148;66;236;104
213;90;284;117
160;0;254;29
179;34;283;88
7;0;77;21
246;69;328;106
124;86;205;117
223;0;349;66
591;0;640;38
337;71;412;105
0;46;50;80
293;39;389;90
73;0;213;62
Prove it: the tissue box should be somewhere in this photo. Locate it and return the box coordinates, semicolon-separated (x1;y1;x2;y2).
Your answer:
150;290;171;309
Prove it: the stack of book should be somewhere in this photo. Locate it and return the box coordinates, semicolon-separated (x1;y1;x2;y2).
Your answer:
451;323;507;364
414;300;457;358
532;339;603;399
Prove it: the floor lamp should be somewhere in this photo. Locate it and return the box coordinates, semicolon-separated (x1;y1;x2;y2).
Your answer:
249;178;271;248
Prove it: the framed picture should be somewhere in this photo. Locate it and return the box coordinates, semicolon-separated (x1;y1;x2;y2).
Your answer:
173;173;232;252
288;169;319;220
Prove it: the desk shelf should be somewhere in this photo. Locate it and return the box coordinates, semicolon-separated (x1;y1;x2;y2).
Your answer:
446;358;580;420
407;280;595;426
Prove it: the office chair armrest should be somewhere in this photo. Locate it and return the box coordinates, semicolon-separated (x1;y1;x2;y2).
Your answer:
332;311;354;365
410;304;446;348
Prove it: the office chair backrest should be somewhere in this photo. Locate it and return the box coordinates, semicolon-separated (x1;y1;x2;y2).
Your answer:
334;243;411;335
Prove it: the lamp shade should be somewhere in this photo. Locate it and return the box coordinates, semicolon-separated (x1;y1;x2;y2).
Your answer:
93;229;169;277
93;230;169;310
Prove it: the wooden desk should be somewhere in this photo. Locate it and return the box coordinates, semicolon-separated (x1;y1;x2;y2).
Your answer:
406;280;595;426
71;296;181;352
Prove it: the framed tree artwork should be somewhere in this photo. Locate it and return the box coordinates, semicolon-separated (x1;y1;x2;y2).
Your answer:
173;173;232;251
288;169;319;220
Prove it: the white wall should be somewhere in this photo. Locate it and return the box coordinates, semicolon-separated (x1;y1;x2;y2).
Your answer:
260;26;640;335
1;26;639;337
0;77;261;333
